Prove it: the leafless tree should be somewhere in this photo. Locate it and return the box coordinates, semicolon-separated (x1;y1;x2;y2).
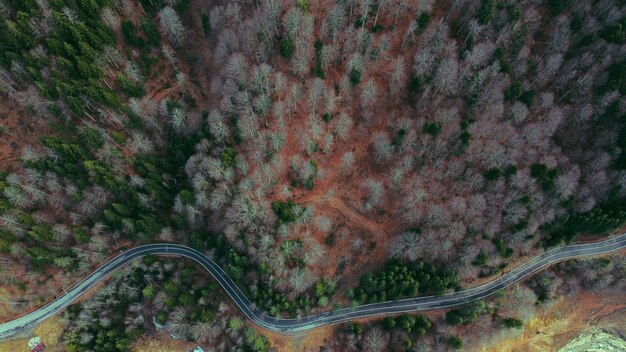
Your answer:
362;326;388;352
158;6;185;46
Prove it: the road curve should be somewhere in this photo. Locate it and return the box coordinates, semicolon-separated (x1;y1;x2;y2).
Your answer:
1;233;625;339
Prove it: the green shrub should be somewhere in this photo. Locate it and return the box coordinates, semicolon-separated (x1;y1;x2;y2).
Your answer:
280;37;294;59
121;20;145;48
601;23;626;44
449;336;464;349
271;200;299;224
484;168;502;180
547;0;571;16
423;122;442;136
504;317;524;328
220;147;237;167
201;13;211;37
349;68;361;86
140;19;161;47
504;81;522;101
476;0;498;24
415;12;430;34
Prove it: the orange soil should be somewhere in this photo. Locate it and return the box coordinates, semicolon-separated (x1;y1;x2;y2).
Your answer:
131;332;196;352
478;289;626;352
0;98;48;169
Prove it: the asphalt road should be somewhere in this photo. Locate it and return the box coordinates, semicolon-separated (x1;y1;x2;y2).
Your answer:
1;233;625;339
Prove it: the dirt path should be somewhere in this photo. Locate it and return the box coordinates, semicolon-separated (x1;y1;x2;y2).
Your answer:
295;193;387;240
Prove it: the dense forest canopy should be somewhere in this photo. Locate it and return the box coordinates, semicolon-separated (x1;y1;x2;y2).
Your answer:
0;0;626;351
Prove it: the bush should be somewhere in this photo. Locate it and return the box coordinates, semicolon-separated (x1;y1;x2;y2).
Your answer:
484;168;502;180
415;12;430;34
121;20;145;48
504;81;522;101
570;14;583;32
547;0;570;16
607;60;626;94
530;163;557;193
519;89;536;106
504;317;524;328
446;301;486;326
349;68;362;86
423;123;442;136
476;0;498;24
140;19;161;47
201;13;211;37
117;74;145;98
220;147;237;167
313;39;325;78
271;200;299;224
473;251;488;266
449;336;464;349
601;23;626;44
280;37;294;59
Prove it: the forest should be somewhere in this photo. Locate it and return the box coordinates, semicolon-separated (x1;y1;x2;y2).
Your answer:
0;0;626;351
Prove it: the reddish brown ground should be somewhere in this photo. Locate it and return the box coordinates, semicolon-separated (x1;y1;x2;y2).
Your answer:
478;289;626;352
0;97;48;168
131;332;196;352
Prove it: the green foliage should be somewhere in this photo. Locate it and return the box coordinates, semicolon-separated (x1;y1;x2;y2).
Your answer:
80;127;105;151
201;13;211;37
448;336;464;349
27;224;55;243
392;314;432;335
530;163;558;193
271;200;299;224
313;39;325;78
297;0;309;11
423;122;442;136
74;227;91;244
347;322;363;335
606;60;626;94
280;37;294;59
446;301;487;325
140;18;160;47
503;164;518;178
492;47;512;73
121;21;145;48
570;14;583;32
116;74;145;98
415;12;430;34
349;260;460;304
349;68;362;86
391;129;406;148
0;231;15;254
476;0;498;24
508;3;521;21
542;195;626;247
220;147;237;167
409;75;422;94
504;80;522;101
601;23;626;44
503;317;524;328
547;0;571;16
473;251;488;266
492;237;514;258
142;285;156;299
484;168;502;180
519;89;536;106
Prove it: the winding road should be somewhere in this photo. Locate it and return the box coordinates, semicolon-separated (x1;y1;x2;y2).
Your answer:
1;233;625;339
